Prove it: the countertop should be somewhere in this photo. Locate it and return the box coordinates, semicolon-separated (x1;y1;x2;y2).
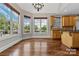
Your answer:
52;28;79;32
62;30;79;33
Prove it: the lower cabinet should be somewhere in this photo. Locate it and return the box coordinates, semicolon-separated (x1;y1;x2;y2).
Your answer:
53;29;61;39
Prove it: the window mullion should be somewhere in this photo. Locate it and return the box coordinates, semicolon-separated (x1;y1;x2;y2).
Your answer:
40;19;41;33
10;11;13;35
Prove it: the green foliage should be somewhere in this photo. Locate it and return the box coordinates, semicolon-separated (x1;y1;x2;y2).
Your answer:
13;22;18;30
34;25;39;32
34;25;47;32
0;13;10;34
5;21;10;33
0;13;6;32
24;25;30;32
41;25;47;32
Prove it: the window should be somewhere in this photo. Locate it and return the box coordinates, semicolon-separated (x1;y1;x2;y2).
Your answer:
53;17;62;28
24;16;31;33
0;3;19;37
12;11;19;34
0;3;11;37
34;19;40;32
34;17;48;33
76;16;79;30
41;19;47;32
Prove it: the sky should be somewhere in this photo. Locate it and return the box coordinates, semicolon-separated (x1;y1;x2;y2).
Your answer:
24;17;30;26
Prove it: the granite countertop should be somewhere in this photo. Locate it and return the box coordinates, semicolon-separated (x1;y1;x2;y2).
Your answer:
61;29;79;33
63;30;79;32
52;28;79;32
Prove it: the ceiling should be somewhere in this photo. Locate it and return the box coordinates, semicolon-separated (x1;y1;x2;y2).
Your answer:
17;3;79;15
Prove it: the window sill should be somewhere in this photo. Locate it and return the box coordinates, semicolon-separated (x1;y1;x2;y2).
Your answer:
33;32;48;33
0;34;19;42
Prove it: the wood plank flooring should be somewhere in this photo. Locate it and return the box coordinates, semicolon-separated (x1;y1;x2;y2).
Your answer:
0;38;79;56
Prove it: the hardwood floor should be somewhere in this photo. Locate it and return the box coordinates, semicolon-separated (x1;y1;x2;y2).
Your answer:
0;38;79;56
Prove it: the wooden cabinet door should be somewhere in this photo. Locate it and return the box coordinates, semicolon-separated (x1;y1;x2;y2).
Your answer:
53;30;57;39
53;31;57;39
69;16;76;26
62;16;70;26
56;31;61;38
62;16;76;27
53;30;61;39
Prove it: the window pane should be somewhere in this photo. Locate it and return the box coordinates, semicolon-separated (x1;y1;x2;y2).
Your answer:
41;19;47;32
34;19;40;32
12;11;19;34
0;3;11;37
53;17;61;28
24;17;30;33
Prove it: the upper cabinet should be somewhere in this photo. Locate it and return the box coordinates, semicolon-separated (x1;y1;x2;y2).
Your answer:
70;16;76;26
62;16;76;27
62;16;69;26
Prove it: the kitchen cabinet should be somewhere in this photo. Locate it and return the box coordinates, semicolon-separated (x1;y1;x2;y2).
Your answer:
62;16;70;26
70;16;76;26
61;31;79;48
62;16;76;27
53;29;61;39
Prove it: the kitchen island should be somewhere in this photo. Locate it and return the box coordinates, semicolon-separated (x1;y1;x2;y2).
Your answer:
61;30;79;48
